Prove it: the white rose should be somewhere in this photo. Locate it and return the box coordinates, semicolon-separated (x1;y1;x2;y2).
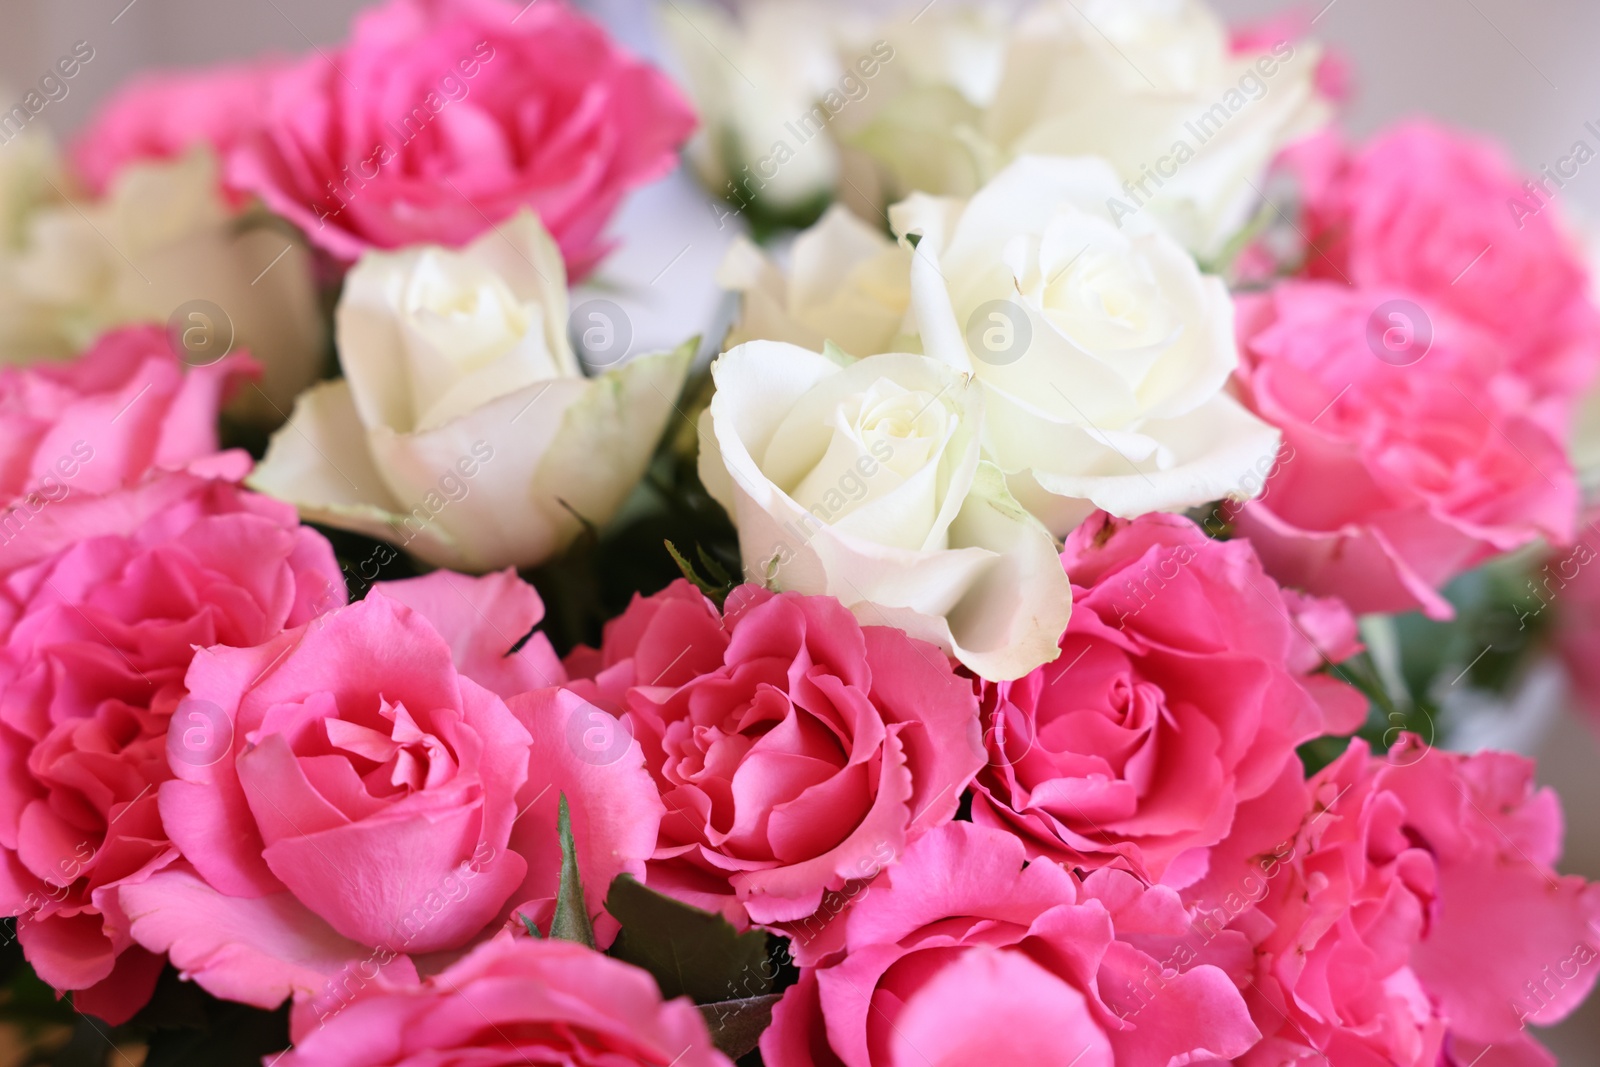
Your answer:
718;204;910;355
0;148;324;424
984;0;1328;259
252;211;692;572
699;340;1072;680
661;0;845;219
892;154;1280;534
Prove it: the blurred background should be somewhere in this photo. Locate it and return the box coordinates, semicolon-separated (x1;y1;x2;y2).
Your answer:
5;0;1600;1057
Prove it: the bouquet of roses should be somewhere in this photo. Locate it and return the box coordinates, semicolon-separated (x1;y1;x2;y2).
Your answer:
3;0;1600;1063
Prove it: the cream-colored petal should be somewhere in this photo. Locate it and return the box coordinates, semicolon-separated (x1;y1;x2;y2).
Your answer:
248;379;466;565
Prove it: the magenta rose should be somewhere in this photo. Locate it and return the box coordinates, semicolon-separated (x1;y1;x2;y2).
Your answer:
0;472;343;1023
71;58;285;199
1187;738;1600;1067
1232;280;1579;617
121;570;663;1012
228;0;695;274
274;936;731;1067
761;821;1260;1067
970;512;1364;887
564;581;983;945
1278;122;1600;413
0;324;254;511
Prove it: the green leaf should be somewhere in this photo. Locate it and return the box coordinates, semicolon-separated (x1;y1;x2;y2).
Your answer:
664;539;733;605
699;994;784;1060
518;912;544;939
605;875;772;1003
549;794;596;949
696;544;734;588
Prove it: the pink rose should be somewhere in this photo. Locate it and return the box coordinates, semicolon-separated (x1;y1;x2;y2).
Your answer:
971;512;1364;887
0;325;254;512
1278;122;1600;413
564;581;983;947
71;58;284;199
1186;738;1600;1066
1233;280;1579;618
761;821;1260;1067
0;472;343;1023
274;936;731;1067
229;0;696;275
121;570;663;1013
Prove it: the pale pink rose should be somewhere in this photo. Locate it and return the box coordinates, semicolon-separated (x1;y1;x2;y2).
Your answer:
761;821;1260;1067
564;582;984;946
121;570;662;1012
1187;737;1600;1066
0;472;343;1024
971;512;1364;888
1233;280;1579;618
71;58;285;198
273;936;731;1067
0;324;255;509
1277;122;1600;414
229;0;696;275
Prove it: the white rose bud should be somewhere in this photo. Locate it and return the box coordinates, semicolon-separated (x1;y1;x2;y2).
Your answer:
893;154;1280;533
699;340;1072;680
251;210;692;572
719;204;911;356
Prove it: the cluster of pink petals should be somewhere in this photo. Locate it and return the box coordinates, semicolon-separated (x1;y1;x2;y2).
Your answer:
761;821;1261;1067
0;471;343;1023
78;0;696;276
1280;123;1600;412
275;936;732;1067
0;324;256;506
1231;120;1600;617
1185;737;1600;1066
1233;280;1580;618
121;569;664;1014
973;512;1365;885
565;581;984;952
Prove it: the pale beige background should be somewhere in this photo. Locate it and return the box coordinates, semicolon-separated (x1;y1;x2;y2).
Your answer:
4;0;1600;1057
